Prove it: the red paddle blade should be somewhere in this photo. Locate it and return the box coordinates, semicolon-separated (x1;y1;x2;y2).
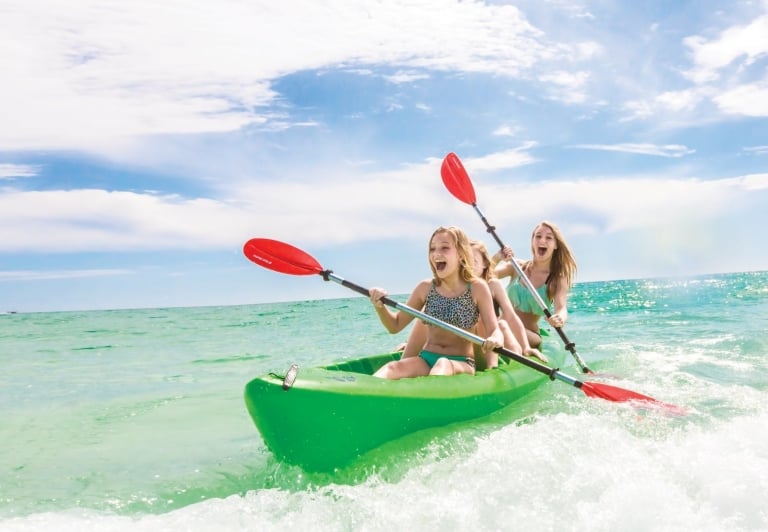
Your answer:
441;152;477;205
581;382;686;415
243;238;323;276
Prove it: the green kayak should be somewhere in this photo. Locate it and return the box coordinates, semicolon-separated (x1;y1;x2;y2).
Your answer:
244;347;565;472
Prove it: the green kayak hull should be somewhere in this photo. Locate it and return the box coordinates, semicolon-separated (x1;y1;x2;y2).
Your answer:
244;349;564;472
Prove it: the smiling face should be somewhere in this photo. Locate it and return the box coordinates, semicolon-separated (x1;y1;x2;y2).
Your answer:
531;223;557;261
429;230;460;280
428;226;477;284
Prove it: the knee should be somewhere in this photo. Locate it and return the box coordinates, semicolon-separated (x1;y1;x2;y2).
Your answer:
527;330;542;348
374;361;397;378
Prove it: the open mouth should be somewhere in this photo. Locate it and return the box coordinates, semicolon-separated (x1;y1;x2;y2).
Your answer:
536;247;547;256
434;260;447;272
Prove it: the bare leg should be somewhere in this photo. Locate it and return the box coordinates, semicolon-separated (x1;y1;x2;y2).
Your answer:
503;310;532;352
526;328;543;349
430;357;475;376
500;315;547;362
498;319;522;353
510;308;548;358
373;356;430;379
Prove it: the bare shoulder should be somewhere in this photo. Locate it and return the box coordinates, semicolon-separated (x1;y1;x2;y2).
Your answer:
487;278;504;291
413;278;433;297
405;278;433;310
470;278;492;298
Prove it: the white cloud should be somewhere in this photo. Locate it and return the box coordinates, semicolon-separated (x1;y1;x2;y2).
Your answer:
538;70;590;104
493;124;522;137
0;189;250;252
743;145;768;156
539;71;589;87
384;71;431;84
459;143;539;172
479;172;764;241
0;164;40;179
570;143;695;158
714;83;768;117
0;0;576;152
620;100;655;121
2;150;764;256
655;90;702;112
683;11;768;84
617;4;768;123
738;173;768;190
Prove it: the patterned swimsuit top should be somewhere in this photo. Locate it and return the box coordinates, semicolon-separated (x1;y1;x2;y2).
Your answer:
507;272;551;316
423;281;479;330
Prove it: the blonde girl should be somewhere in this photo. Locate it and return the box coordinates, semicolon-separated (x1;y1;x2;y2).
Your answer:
369;226;503;379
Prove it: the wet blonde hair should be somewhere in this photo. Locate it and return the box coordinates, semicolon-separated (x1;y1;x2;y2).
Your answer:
428;226;478;285
470;239;495;282
523;220;577;300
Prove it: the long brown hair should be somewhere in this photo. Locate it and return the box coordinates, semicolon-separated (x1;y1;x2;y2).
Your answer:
470;239;495;282
523;221;577;300
428;226;478;285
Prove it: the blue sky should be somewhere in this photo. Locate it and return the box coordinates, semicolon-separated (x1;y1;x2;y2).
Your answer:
2;0;767;312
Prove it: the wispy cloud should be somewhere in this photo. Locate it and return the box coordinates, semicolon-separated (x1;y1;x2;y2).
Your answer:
0;164;40;179
617;3;768;123
0;269;134;282
538;70;590;103
743;145;768;156
460;143;539;172
570;143;695;157
384;71;430;84
493;124;522;137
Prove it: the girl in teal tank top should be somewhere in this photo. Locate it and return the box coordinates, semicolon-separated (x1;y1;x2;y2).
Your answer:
494;221;577;349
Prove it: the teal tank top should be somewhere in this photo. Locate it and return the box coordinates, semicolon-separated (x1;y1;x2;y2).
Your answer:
507;275;550;316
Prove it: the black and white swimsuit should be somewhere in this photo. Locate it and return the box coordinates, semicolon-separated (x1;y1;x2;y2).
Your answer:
423;281;479;330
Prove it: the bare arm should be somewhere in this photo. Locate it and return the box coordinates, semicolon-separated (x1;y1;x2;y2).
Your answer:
494;246;524;281
369;280;429;334
490;279;531;351
472;281;503;349
489;279;546;361
494;260;514;280
548;279;569;327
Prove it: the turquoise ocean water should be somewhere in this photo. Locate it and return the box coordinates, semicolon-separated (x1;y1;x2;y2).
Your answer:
1;271;767;531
